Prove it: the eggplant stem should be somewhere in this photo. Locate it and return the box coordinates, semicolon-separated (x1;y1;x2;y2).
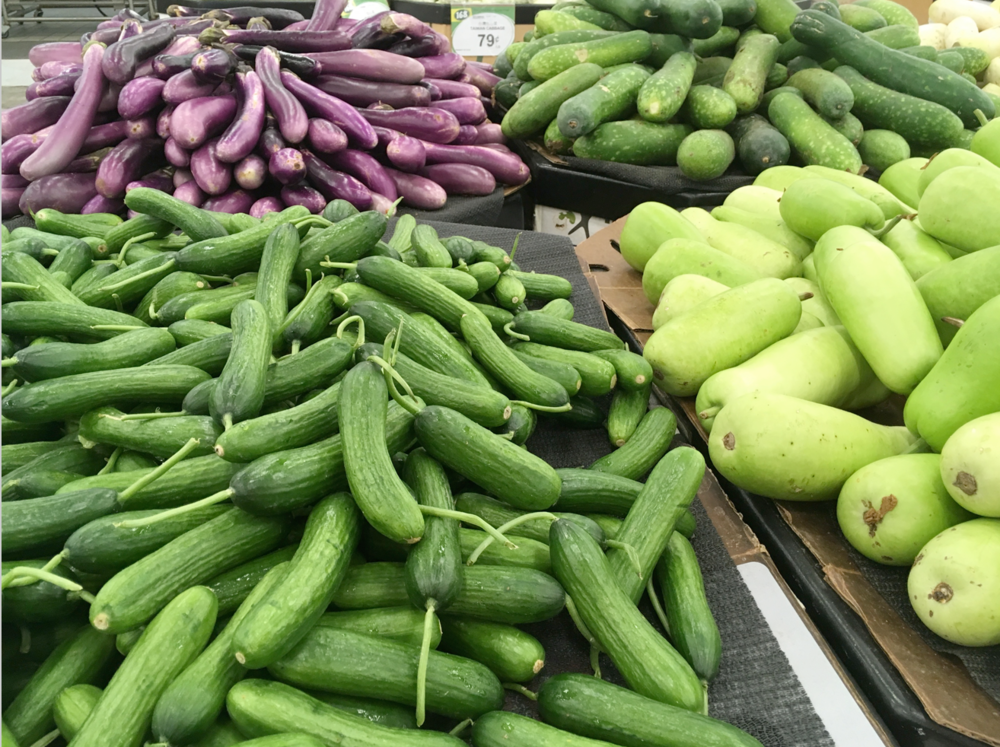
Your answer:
114;488;234;528
117;437;201;503
466;512;557;566
415;601;436;727
98;446;123;475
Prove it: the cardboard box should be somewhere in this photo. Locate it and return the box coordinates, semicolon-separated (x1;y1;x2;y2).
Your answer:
575;217;1000;747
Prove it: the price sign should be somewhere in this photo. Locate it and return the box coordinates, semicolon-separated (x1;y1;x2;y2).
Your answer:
451;6;516;57
347;0;389;21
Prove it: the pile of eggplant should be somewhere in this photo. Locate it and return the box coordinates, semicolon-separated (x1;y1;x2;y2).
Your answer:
1;1;528;219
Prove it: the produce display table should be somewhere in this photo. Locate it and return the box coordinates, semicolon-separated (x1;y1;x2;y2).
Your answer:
575;218;1000;747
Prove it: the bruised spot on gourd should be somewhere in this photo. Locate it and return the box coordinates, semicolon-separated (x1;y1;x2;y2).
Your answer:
575;50;589;62
862;494;898;537
930;582;954;604
953;471;977;496
722;432;735;450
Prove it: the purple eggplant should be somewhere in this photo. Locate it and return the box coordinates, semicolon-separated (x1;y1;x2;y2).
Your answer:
174;180;205;206
29;43;83;67
232;46;319;78
369;192;395;215
83;27;121;45
270;147;306;185
26;72;81;101
259;123;286;156
380;12;432;38
473;122;506;145
207;27;350;53
423;78;480;101
95;82;122;114
81;194;124;215
170;95;238;150
96;138;163;198
234;154;267;190
2;136;38;175
313;76;431;109
462;66;502;96
307;0;348;32
204;6;305;29
385;167;446;210
65;147;112;173
280;72;377;150
359;107;460;145
418;54;466;81
163;70;218;104
420;163;495;195
191;47;236;83
424;82;442;101
152;51;198;79
202;188;254;213
127;169;174;193
433;97;487;126
191;139;232;195
118;76;166;119
157;105;175;140
125;116;157;140
174;167;194;187
389;32;450;58
3;173;30;190
32;67;45;82
308;118;347;154
310;49;425;84
256;46;308;143
96;19;122;29
250;195;284;217
2;96;71;140
421;142;528;186
303;150;371;209
216;71;266;164
37;60;83;80
118;19;143;41
280;183;326;213
18;44;106;182
324;149;396;201
20;172;98;214
348;10;391;48
103;24;176;85
175;19;219;36
159;34;203;56
3;187;26;218
453;125;479;146
382;130;426;172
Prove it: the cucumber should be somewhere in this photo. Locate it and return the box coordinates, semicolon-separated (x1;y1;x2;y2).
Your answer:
1;301;148;341
538;674;766;747
135;272;208;325
204;546;298;616
2;250;87;305
494;403;537;445
512;30;615;81
786;55;822;75
234;494;360;669
514;342;617;397
765;61;789;89
1;560;81;622
317;607;440;649
607;446;705;602
6;327;175;382
492;271;526;311
459;528;551;572
279;275;342;351
647;33;694;67
681;86;738;130
503;63;604;138
550;519;704;711
268;627;503;720
209;299;272;429
414;268;479;300
948;45;990;76
78;406;220;458
692;26;740;57
717;0;758;26
462;260;503;295
727;114;791;174
589;407;677;480
512;351;583;397
785;68;854;120
539;298;575;320
33;209;121;240
550;396;606;429
2;365;209;425
322;199;359;222
558;5;631;30
146;331;232;375
89;508;290;634
341;362;425;544
723;33;780;113
573;120;691;165
70;587;217;747
865;23;920;49
410;225;453;268
295;211;387;281
306;692;414;731
767;91;862;172
0;417;61;449
858;128;910;171
558;65;652;139
840;3;887;31
472;302;515;334
935;50;965;75
855;0;917;28
151;563;289;745
2;488;125;556
125;187;228;241
659;532;722;681
169;319;230;345
511;310;623;352
527;31;652;81
415;405;562;511
76;252;180;309
441;618;545;683
826;110;864;145
64;504;229;575
1;444;104;494
3;469;79;499
3;626;115;745
156;280;257;326
335;281;416;315
607;384;651;447
102;213;173;254
229;400;414;516
115;451;159;472
227;679;464;746
534;9;603;35
255;222;301;337
474;711;619;746
2;441;65;473
454;492;605;546
52;684;102;742
507;270;573;301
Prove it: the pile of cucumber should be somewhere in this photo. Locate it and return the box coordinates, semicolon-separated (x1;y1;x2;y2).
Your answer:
1;191;766;747
493;0;1000;180
621;151;1000;647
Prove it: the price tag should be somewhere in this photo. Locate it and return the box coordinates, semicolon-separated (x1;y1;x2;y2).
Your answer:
451;5;516;57
347;0;389;21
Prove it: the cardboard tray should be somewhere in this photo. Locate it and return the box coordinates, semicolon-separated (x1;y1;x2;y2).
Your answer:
575;217;1000;747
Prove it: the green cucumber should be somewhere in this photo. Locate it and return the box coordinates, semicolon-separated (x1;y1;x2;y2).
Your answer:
76;252;179;309
513;342;617;397
573;120;691;165
473;711;617;746
441;618;545;683
550;519;704;711
234;494;360;669
512;350;583;397
855;0;917;28
471;302;514;334
722;33;780;113
156;280;256;326
0;417;61;449
558;65;651;139
322;199;359;223
948;45;990;76
494;403;537;445
187;282;305;326
658;532;722;681
454;491;605;546
89;508;290;634
1;560;82;623
294;211;387;281
503;63;605;139
70;586;218;747
534;9;603;35
527;32;651;81
255;223;301;336
825;110;864;145
507;270;572;300
78;406;220;458
135;272;208;325
681;86;738;130
550;396;606;429
415;405;561;510
607;384;651;447
655;0;723;39
538;674;765;747
102;213;173;254
32;209;121;240
115;451;158;472
767;91;862;172
3;469;79;499
209;299;272;429
2;250;86;305
1;444;104;495
168;319;230;345
558;5;631;30
316;607;440;649
692;26;740;57
414;268;479;299
539;298;575;320
2;441;66;473
511;310;622;352
145;331;232;375
591;349;652;391
858;128;911;171
53;684;102;742
840;3;887;31
678;129;736;180
589;407;677;480
226;679;464;746
3;626;115;745
766;61;789;89
0;301;148;342
786;68;854;119
125;188;228;241
204;546;298;615
279;276;341;352
2;365;209;425
647;33;694;68
492;271;526;311
864;23;920;49
459;528;551;572
410;225;453;268
341;362;425;543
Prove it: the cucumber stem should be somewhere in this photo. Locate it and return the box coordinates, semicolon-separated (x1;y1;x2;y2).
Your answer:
564;595;598;647
449;719;473;737
199;274;234;284
116;231;156;267
1;282;41;291
276;278;328;338
103;260;177;292
1;379;19;396
419;506;517;549
105;410;186;421
89;325;144;332
415;600;436;727
466;511;558;566
942;316;964;328
503;322;530;341
335;314;365;348
290;339;301;355
304;267;313;293
112;293;124;313
1;566;83;593
590;645;602;679
0;358;17;368
27;727;60;747
98;446;123;475
605;540;643;579
503;683;538;700
117;437;201;504
4;551;68;589
509;400;573;413
319;261;357;270
646;576;672;639
509;232;521;260
19;624;31;654
113;488;234;528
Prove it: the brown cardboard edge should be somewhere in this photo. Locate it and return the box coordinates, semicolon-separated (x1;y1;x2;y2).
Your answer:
575;220;1000;746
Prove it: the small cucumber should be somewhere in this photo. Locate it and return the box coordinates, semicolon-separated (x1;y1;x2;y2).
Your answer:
76;252;179;309
589;407;677;480
573;120;691;165
503;63;605;139
2;250;86;305
858;128;910;172
728;113;792;174
592;348;653;391
723;33;780;113
78;406;220;458
638;51;698;124
492;271;527;311
279;275;342;351
294;211;387;281
414;267;480;299
204;546;299;616
549;396;606;429
839;3;887;31
768;91;862;172
316;607;440;649
168;319;230;346
825;110;864;146
607;384;651;447
682;86;738;130
511;310;623;352
410;225;453;268
473;711;616;747
513;342;617;397
494;403;537;445
156;280;257;326
786;68;854;120
2;469;79;499
539;298;575;320
512;350;583;397
53;684;103;742
114;451;158;472
209;299;272;429
33;209;121;240
527;31;652;81
102;213;173;254
1;443;104;494
471;302;514;334
146;332;232;376
255;223;301;336
507;270;572;300
323;199;359;222
441;618;545;683
557;65;651;139
677;130;736;181
3;300;144;341
125;187;228;241
534;8;603;35
135;272;208;326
